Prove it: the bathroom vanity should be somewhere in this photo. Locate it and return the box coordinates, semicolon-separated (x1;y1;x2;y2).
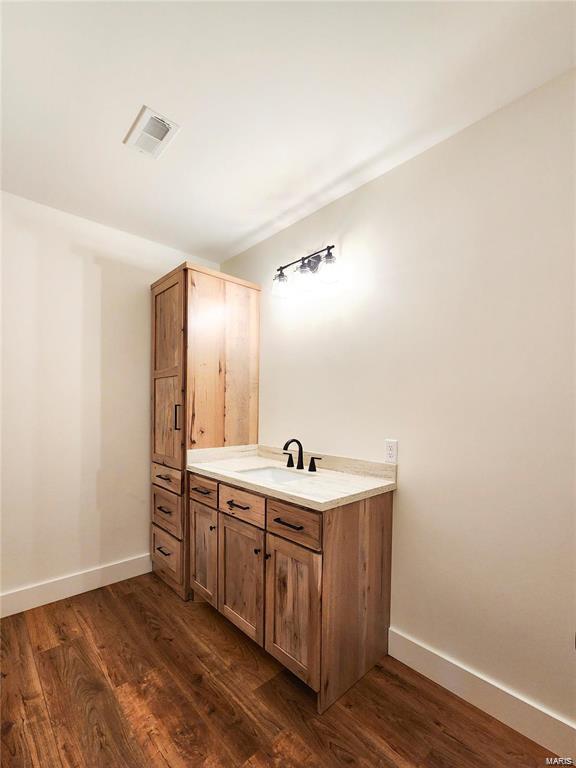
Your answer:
183;446;396;712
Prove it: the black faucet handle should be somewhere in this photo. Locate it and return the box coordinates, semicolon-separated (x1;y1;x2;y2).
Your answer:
283;451;295;468
308;456;322;472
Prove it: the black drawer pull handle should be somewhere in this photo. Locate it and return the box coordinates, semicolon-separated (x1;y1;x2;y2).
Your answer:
157;506;172;515
254;548;261;555
273;517;304;531
174;404;182;431
209;525;216;531
156;546;171;557
191;486;211;495
227;500;250;511
157;474;172;482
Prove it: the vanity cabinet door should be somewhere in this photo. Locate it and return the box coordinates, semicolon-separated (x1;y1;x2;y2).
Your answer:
265;533;322;690
218;513;264;645
190;501;218;606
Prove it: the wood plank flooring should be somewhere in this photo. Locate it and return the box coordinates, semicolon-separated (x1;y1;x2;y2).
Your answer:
1;573;551;768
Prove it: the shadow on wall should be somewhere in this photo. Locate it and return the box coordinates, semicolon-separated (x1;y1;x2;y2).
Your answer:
78;250;154;574
5;244;158;592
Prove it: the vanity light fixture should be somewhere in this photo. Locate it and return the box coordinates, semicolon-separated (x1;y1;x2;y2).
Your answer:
272;245;336;294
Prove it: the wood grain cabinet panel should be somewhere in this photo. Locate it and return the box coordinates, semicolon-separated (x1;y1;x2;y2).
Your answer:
151;272;184;469
190;501;218;606
151;463;182;494
318;494;393;712
265;533;322;691
152;274;184;374
218;484;266;528
151;485;182;539
151;525;183;583
218;514;264;645
187;271;226;449
223;281;259;446
152;376;182;467
266;499;322;551
187;270;259;450
188;473;218;509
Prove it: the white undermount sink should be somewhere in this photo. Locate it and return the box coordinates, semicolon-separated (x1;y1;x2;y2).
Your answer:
236;466;304;486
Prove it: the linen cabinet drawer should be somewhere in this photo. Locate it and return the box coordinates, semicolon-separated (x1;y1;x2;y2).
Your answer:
151;462;183;494
218;484;265;528
151;525;183;582
151;485;182;539
267;499;322;551
188;473;218;508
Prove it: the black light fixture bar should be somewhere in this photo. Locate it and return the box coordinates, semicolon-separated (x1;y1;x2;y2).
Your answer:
275;245;335;274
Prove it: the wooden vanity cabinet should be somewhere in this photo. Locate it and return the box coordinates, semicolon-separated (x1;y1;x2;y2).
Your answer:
150;264;260;597
190;475;393;713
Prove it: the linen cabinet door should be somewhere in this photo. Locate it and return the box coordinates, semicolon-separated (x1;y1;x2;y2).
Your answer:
265;533;322;690
152;375;183;469
190;501;218;606
186;270;259;450
223;280;259;446
187;270;226;449
218;514;264;645
151;271;185;469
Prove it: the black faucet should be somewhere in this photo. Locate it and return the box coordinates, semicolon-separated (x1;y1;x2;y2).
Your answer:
283;438;304;470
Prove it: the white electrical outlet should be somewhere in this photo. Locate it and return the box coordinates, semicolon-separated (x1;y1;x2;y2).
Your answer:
384;439;398;463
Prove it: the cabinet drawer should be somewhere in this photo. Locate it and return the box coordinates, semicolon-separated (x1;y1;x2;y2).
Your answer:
189;473;218;508
151;525;183;582
151;462;183;494
151;485;183;539
218;484;265;528
267;499;322;551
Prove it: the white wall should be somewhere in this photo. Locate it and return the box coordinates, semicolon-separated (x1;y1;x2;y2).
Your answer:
0;192;217;613
223;72;576;753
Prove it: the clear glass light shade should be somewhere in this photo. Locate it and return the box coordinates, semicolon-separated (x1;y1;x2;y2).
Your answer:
272;271;289;297
320;253;339;284
292;262;314;293
293;261;313;291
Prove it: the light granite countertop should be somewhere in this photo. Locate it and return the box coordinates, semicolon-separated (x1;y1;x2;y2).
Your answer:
186;445;396;512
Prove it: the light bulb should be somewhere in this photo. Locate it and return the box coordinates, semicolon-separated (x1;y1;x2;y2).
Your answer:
272;270;289;297
320;250;339;284
293;260;313;292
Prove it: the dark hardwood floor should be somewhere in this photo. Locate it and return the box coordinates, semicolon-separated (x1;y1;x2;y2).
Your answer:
1;573;550;767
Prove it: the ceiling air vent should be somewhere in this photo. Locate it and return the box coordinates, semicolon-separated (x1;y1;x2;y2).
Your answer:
123;105;180;159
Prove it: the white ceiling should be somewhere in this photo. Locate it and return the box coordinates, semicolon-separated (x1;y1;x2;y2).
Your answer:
2;2;574;262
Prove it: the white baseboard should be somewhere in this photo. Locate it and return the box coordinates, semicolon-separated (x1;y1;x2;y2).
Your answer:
389;627;576;757
0;553;152;618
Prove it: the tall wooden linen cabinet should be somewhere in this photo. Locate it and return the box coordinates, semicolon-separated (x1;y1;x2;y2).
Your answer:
150;263;260;598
